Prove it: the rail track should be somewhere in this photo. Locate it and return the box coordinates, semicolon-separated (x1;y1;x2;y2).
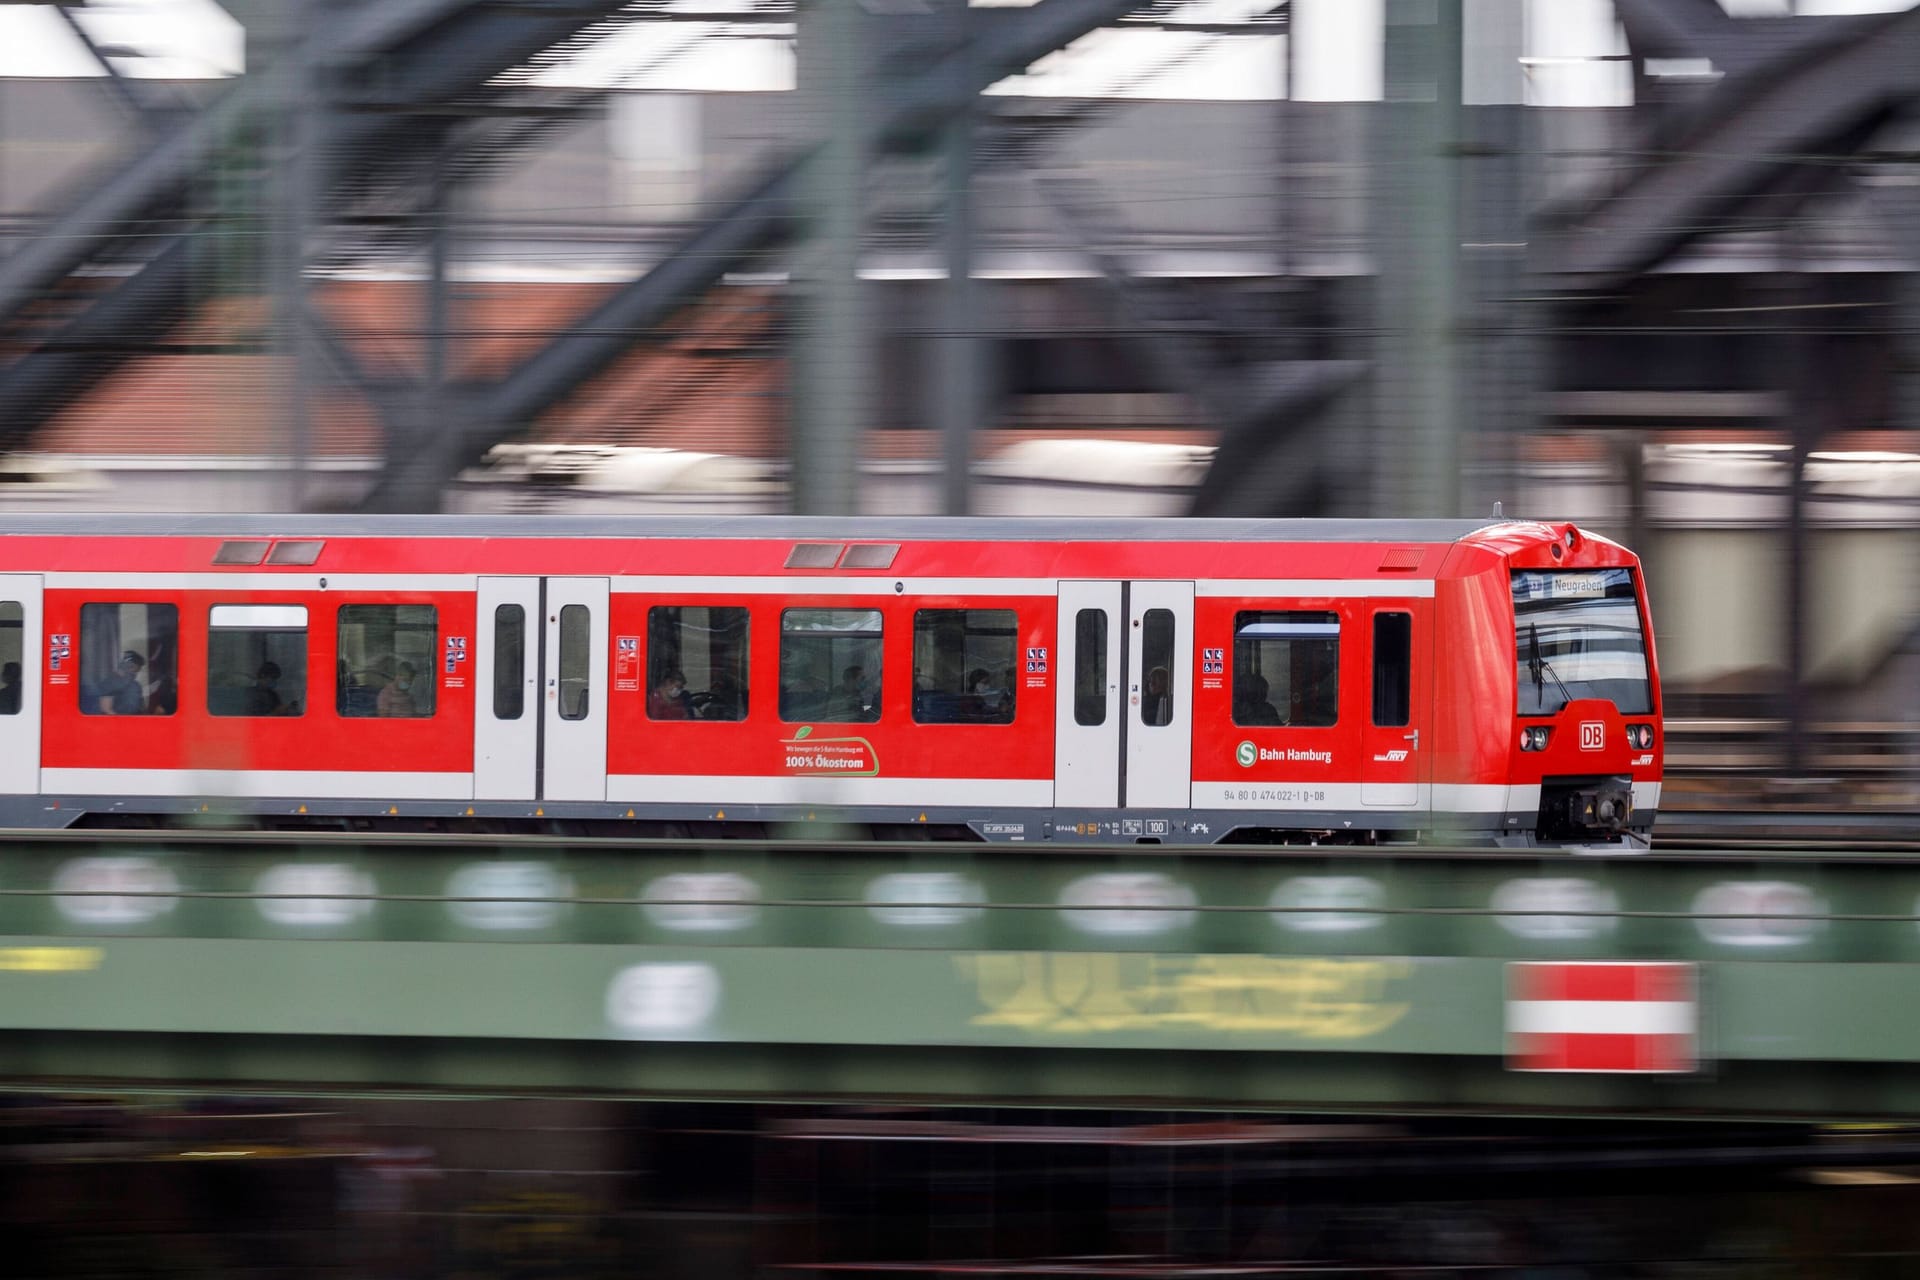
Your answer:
1657;719;1917;846
0;823;1917;860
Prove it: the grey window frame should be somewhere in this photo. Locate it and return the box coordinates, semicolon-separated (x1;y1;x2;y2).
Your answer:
646;605;751;722
1233;610;1340;728
336;603;439;719
557;604;591;721
911;608;1019;725
79;602;179;718
1140;608;1175;728
206;604;309;718
0;600;21;716
1073;608;1108;727
1512;568;1654;717
493;603;526;721
780;608;883;724
1372;612;1412;728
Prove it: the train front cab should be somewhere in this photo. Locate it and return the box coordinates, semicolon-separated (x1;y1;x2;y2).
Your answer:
1477;524;1661;849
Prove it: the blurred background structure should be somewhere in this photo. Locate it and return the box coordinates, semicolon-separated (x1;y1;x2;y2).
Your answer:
0;0;1918;790
7;9;1920;1270
9;1096;1920;1277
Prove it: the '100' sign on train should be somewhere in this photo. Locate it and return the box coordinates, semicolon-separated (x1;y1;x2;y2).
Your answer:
0;515;1661;849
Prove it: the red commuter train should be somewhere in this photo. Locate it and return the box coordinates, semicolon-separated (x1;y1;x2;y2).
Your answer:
0;515;1662;848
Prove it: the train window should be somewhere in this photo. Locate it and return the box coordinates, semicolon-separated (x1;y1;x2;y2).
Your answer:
207;605;308;717
493;604;526;721
1512;568;1653;716
912;609;1017;724
558;604;591;721
1141;608;1175;727
1073;609;1107;726
79;603;179;717
1234;611;1338;727
0;600;20;716
781;609;881;723
647;606;749;721
336;604;437;718
1372;612;1412;727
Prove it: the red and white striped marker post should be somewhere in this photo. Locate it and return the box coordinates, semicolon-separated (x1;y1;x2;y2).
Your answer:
1506;961;1698;1073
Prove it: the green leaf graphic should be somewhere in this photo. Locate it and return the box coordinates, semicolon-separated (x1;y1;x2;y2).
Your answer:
793;725;813;739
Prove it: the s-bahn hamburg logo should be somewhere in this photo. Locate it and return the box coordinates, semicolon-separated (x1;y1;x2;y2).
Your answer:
780;725;880;776
1236;741;1258;768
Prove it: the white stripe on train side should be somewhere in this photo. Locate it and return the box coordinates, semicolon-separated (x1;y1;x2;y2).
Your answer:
611;576;1058;597
612;577;1437;598
1196;579;1437;599
45;573;479;592
42;768;473;801
45;573;1438;599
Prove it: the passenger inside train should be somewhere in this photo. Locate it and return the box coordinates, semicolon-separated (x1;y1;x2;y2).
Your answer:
145;647;178;716
378;663;420;717
648;605;750;721
1142;667;1171;727
828;666;871;720
910;609;1017;724
337;604;437;718
78;602;177;716
648;669;691;720
246;662;287;716
90;651;146;715
1233;672;1283;725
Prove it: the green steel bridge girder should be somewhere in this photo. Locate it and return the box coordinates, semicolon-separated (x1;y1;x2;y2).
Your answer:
4;834;1920;1117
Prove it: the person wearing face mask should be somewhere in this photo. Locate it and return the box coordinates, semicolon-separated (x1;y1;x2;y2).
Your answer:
648;668;690;720
378;661;418;717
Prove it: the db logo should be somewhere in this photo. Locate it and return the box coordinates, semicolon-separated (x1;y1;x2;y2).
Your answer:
1235;741;1258;768
1579;721;1604;751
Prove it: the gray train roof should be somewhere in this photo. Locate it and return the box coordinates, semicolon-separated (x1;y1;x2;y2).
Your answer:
0;514;1511;543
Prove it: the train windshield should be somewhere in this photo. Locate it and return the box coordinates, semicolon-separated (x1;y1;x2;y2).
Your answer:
1512;568;1652;716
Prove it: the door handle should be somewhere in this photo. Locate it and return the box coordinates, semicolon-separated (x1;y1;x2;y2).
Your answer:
1403;730;1419;749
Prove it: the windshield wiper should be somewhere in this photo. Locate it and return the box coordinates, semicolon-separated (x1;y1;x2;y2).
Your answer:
1527;623;1575;712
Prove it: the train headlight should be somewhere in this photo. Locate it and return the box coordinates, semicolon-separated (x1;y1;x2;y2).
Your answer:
1626;724;1655;750
1520;726;1551;752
